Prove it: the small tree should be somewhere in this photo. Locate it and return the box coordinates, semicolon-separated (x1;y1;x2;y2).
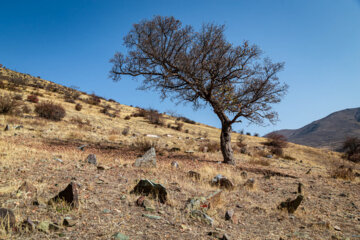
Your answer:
110;16;288;164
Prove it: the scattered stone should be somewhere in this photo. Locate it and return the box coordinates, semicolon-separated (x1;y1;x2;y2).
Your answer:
54;157;63;163
278;195;304;214
36;221;61;234
0;208;16;230
202;146;208;153
63;217;76;227
243;178;255;189
191;210;213;225
240;171;248;179
266;154;273;159
171;161;179;169
225;209;234;221
97;165;110;170
131;179;167;203
211;174;234;190
134;147;156;167
78;144;87;151
86;154;97;165
170;147;181;152
112;232;130;240
4;125;9;131
14;125;23;130
334;225;341;231
50;182;79;208
103;209;111;214
145;134;159;138
142;214;161;220
306;169;312;174
188;171;201;180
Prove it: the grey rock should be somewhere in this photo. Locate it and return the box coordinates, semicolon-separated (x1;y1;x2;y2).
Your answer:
50;182;79;209
112;232;130;240
54;157;63;163
78;145;87;151
131;179;167;203
225;209;234;221
134;147;156;167
191;210;214;225
86;154;97;165
266;154;273;159
142;214;161;220
4;125;9;131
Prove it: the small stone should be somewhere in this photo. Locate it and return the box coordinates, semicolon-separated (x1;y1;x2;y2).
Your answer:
112;232;130;240
334;225;341;231
134;148;156;167
63;218;76;227
86;154;97;165
171;161;179;169
298;183;303;194
266;154;273;159
50;182;79;208
240;171;247;179
103;209;111;214
54;157;63;163
225;209;234;221
4;125;9;131
78;145;87;151
243;178;255;189
142;214;161;220
143;200;155;211
0;208;16;230
188;171;201;180
208;231;223;238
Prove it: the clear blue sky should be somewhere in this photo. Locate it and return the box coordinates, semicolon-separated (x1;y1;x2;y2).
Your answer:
1;0;359;135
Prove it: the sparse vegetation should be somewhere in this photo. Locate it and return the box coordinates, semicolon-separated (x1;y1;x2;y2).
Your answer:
133;137;158;152
342;137;360;163
0;93;21;114
35;101;66;121
75;103;82;111
27;95;39;103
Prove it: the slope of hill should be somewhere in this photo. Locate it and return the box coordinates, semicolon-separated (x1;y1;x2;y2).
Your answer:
0;67;359;239
267;108;360;151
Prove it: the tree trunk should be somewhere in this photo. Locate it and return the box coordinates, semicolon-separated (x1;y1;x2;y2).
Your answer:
220;122;235;165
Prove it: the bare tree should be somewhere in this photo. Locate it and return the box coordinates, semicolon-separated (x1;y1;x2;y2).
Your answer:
110;16;288;164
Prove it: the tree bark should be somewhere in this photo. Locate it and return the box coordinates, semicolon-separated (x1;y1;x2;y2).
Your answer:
220;122;235;165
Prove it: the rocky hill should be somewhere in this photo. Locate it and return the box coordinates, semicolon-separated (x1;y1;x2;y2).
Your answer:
267;108;360;151
0;67;359;239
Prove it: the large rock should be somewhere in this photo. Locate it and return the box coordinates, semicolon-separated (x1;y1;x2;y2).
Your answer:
211;174;234;190
86;154;97;165
278;195;304;213
0;208;16;230
50;182;79;208
134;148;156;167
131;179;167;203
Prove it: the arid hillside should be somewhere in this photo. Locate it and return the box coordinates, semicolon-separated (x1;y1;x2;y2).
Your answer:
0;67;359;240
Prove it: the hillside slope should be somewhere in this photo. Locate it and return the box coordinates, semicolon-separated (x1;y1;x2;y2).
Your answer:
0;67;359;240
267;108;360;150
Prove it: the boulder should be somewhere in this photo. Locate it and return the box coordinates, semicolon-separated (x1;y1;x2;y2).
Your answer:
134;148;156;167
131;179;167;203
86;154;97;165
211;174;234;190
49;182;79;208
278;195;304;214
0;208;16;230
191;210;213;225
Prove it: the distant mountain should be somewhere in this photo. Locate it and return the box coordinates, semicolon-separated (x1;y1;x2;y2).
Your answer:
266;107;360;151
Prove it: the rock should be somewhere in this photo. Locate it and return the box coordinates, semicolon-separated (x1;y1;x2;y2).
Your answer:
36;221;60;233
97;165;110;170
0;208;16;230
306;169;312;174
240;171;248;179
211;174;234;190
278;195;304;214
191;210;213;225
266;154;273;159
136;196;146;206
4;125;9;131
54;157;63;163
202;146;208;153
185;150;194;154
63;217;76;227
78;144;87;151
142;214;161;220
170;147;180;152
143;199;155;211
225;209;234;221
131;179;167;203
208;231;223;238
112;232;130;240
334;225;341;231
103;209;111;214
14;125;23;130
240;147;248;154
146;134;159;138
243;178;255;189
86;154;97;165
188;171;201;180
171;161;179;169
222;233;230;240
17;181;37;197
298;183;303;194
134;147;156;167
50;182;79;208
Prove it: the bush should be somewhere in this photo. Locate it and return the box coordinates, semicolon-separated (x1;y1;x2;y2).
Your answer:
85;94;101;105
22;104;31;114
0;93;21;114
174;122;184;131
122;126;130;136
14;94;23;100
75;103;82;111
35;101;66;121
176;116;196;124
132;108;164;126
331;165;355;180
124;115;131;120
199;141;220;153
27;95;39;103
265;133;288;148
133;137;158;152
342;137;360;163
270;146;283;156
236;135;246;148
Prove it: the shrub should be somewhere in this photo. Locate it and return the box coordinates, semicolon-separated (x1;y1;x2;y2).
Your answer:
270;146;283;156
236;135;246;148
132;108;164;126
342;137;360;163
35;101;66;121
85;94;101;105
27;95;39;103
0;93;21;114
174;122;184;131
265;133;288;148
124;115;131;120
246;132;251;136
199;141;220;153
176;116;196;124
133;137;158;152
14;94;23;100
249;158;270;166
22;104;31;114
75;103;82;111
122;126;130;136
331;165;355;180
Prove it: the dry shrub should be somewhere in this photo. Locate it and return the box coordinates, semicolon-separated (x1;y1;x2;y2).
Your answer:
265;133;288;148
270;146;283;157
122;126;130;136
199;141;220;153
249;157;271;166
132;108;164;126
237;135;246;148
342;137;360;163
174;122;184;131
124;115;131;120
35;101;66;121
176;116;196;124
27;95;39;103
70;116;91;128
75;103;82;111
330;165;355;180
0;93;21;114
85;94;101;105
133;137;158;152
283;155;296;161
21;104;31;114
